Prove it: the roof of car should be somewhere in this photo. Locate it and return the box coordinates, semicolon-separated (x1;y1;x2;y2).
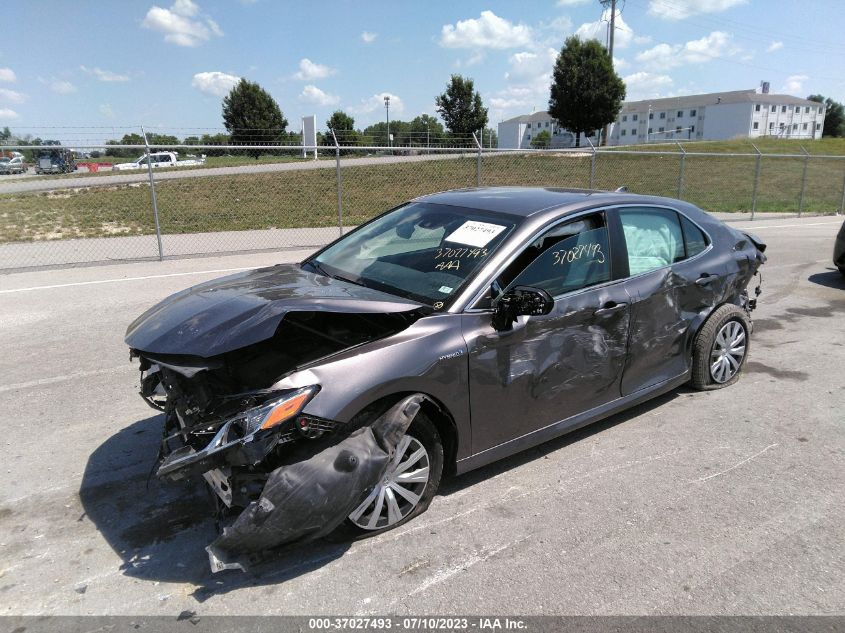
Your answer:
414;187;635;216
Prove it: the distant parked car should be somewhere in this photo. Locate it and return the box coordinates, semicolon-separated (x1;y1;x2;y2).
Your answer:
112;151;206;171
834;218;845;277
0;156;28;175
34;148;76;174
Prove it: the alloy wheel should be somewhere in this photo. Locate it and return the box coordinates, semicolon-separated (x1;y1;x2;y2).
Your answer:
348;434;430;530
710;320;747;384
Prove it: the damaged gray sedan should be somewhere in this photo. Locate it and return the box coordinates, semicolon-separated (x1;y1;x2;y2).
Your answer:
126;187;766;571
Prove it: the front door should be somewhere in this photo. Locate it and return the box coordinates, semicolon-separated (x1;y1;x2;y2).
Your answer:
462;212;632;455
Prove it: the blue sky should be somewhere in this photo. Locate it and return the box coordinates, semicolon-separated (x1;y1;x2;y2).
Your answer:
2;0;844;143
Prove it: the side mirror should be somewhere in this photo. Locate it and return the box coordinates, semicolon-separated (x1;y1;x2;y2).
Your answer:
492;285;554;331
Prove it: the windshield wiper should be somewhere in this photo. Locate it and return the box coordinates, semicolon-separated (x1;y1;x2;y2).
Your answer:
303;260;334;279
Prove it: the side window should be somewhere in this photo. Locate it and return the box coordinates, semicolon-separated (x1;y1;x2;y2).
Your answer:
620;208;685;275
680;215;708;257
503;215;611;298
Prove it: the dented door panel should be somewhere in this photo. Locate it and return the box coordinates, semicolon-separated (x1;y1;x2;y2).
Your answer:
463;282;631;454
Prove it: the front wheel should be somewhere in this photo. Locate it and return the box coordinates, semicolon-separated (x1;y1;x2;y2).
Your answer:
332;414;443;539
691;304;751;390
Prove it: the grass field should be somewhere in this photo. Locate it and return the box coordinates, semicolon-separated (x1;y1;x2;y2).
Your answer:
1;143;844;243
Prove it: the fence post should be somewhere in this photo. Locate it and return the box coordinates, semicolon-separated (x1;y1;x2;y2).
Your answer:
472;131;482;187
585;137;596;189
676;141;686;199
141;126;164;261
798;146;810;217
751;143;762;221
331;129;343;237
839;161;845;215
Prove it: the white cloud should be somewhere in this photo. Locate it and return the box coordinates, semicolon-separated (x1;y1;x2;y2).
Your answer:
648;0;747;20
191;71;240;97
781;74;808;94
293;58;337;81
575;8;635;49
556;0;589;5
0;108;19;120
142;0;222;47
635;31;740;69
80;66;130;82
99;103;115;118
623;71;674;100
361;31;377;44
349;92;404;116
455;51;486;68
505;47;558;81
0;88;26;104
300;85;340;107
0;68;16;83
766;41;783;53
439;11;533;49
49;81;76;94
613;57;629;70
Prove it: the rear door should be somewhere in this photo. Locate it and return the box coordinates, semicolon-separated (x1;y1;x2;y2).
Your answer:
614;206;723;395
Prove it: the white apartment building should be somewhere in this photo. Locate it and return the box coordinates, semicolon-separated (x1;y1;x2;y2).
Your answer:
497;111;600;150
498;89;826;149
610;89;825;145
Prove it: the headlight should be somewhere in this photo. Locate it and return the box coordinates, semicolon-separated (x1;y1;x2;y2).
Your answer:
238;386;319;436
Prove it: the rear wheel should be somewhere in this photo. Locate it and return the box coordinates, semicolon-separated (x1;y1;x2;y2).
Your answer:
331;414;443;539
691;304;750;390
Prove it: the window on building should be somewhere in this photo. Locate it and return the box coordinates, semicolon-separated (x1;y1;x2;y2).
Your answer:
621;129;627;136
782;105;787;112
792;123;798;130
755;104;761;112
675;126;681;133
545;121;549;127
805;106;810;113
649;112;654;120
753;122;759;130
779;123;785;129
527;134;531;140
677;110;684;118
634;114;640;121
690;125;695;133
817;123;821;130
690;109;697;116
526;123;531;129
648;127;653;134
771;105;776;112
803;123;808;130
660;112;666;119
658;127;665;133
769;122;774;131
622;115;628;122
819;106;823;114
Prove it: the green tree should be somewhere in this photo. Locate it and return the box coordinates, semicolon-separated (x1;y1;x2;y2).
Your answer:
481;126;498;148
530;129;551;148
325;110;359;145
0;126;10;143
408;114;445;146
807;95;844;137
435;75;488;144
222;79;288;157
549;36;625;147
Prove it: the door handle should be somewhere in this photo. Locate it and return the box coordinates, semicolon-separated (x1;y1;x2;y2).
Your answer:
695;274;716;286
594;301;628;316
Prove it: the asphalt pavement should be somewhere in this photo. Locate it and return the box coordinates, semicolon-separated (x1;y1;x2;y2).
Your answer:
0;216;843;615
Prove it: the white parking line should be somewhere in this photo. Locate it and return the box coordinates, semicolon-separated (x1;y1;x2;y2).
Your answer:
0;266;254;294
734;220;842;230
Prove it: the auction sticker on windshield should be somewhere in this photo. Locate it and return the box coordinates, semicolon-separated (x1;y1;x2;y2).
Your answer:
445;221;507;247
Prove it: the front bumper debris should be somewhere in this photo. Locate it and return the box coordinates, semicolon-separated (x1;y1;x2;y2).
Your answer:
206;394;425;572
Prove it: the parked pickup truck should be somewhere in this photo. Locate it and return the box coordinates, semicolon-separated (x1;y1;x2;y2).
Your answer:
112;152;206;171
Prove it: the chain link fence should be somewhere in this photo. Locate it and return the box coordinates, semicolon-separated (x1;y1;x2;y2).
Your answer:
1;139;844;271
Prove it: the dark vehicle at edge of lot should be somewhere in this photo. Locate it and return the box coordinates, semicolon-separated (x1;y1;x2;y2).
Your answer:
834;217;845;276
124;187;767;572
34;148;76;174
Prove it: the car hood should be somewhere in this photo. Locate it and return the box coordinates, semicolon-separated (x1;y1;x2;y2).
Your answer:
125;263;425;357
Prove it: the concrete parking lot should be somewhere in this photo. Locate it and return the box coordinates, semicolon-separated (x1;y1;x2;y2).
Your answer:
0;215;843;616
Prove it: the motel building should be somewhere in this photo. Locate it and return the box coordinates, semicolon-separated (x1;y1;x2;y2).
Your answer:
497;88;826;149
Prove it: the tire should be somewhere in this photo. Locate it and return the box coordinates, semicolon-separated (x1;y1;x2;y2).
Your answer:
691;303;751;390
329;413;443;541
838;266;845;278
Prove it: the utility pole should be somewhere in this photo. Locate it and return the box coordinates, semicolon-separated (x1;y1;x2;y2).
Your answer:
600;0;617;146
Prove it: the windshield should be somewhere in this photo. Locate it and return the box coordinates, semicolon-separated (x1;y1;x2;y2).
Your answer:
308;202;519;306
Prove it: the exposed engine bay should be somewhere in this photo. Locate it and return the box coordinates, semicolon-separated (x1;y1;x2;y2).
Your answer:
131;309;427;571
